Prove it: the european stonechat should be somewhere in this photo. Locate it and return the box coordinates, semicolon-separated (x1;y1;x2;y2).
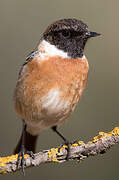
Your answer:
13;18;100;172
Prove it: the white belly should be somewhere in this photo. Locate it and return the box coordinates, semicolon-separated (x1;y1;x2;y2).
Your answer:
26;89;71;135
41;89;70;115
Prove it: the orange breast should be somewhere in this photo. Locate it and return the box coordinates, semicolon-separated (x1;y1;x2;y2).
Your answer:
14;56;89;134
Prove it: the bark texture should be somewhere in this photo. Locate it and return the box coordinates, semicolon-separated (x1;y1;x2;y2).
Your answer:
0;126;119;174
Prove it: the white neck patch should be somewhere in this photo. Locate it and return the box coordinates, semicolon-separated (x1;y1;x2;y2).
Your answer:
82;54;86;60
37;40;70;60
37;40;86;61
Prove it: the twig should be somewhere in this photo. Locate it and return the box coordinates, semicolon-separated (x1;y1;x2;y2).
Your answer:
0;126;119;174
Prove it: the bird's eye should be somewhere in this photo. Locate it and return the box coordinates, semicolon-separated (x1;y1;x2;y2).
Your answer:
60;30;71;38
72;31;84;37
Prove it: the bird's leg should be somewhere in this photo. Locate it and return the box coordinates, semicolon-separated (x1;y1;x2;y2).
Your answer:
17;121;34;174
52;126;70;160
17;120;26;174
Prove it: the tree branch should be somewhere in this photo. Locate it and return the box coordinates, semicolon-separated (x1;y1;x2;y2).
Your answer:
0;126;119;174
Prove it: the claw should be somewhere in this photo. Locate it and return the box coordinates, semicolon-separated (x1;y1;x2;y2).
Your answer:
26;151;35;159
58;140;70;160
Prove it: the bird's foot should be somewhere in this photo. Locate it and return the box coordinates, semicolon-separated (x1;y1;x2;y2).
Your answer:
58;140;70;160
25;151;35;159
17;146;25;174
17;148;34;174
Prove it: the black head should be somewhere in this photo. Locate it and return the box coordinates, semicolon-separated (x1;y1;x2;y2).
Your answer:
43;18;100;59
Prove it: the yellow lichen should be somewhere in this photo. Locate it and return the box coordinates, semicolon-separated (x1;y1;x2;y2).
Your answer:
71;143;78;147
0;126;119;174
78;141;84;145
0;168;7;174
106;132;113;136
92;133;108;143
111;127;119;135
87;126;119;145
0;155;17;167
48;148;59;162
0;154;28;167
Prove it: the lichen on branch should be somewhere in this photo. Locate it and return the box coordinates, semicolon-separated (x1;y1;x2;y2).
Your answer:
0;126;119;174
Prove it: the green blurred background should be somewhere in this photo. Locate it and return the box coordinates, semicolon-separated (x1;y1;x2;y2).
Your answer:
0;0;118;179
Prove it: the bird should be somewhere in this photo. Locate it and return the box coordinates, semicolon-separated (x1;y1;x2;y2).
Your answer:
13;18;100;172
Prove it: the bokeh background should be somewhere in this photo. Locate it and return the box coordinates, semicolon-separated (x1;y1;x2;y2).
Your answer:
0;0;118;179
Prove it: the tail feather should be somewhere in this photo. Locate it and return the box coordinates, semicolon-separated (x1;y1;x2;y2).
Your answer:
13;131;38;154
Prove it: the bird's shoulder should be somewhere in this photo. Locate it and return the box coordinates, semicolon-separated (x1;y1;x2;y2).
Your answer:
18;50;38;78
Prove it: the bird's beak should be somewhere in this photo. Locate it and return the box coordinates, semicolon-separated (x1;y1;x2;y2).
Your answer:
86;31;101;38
